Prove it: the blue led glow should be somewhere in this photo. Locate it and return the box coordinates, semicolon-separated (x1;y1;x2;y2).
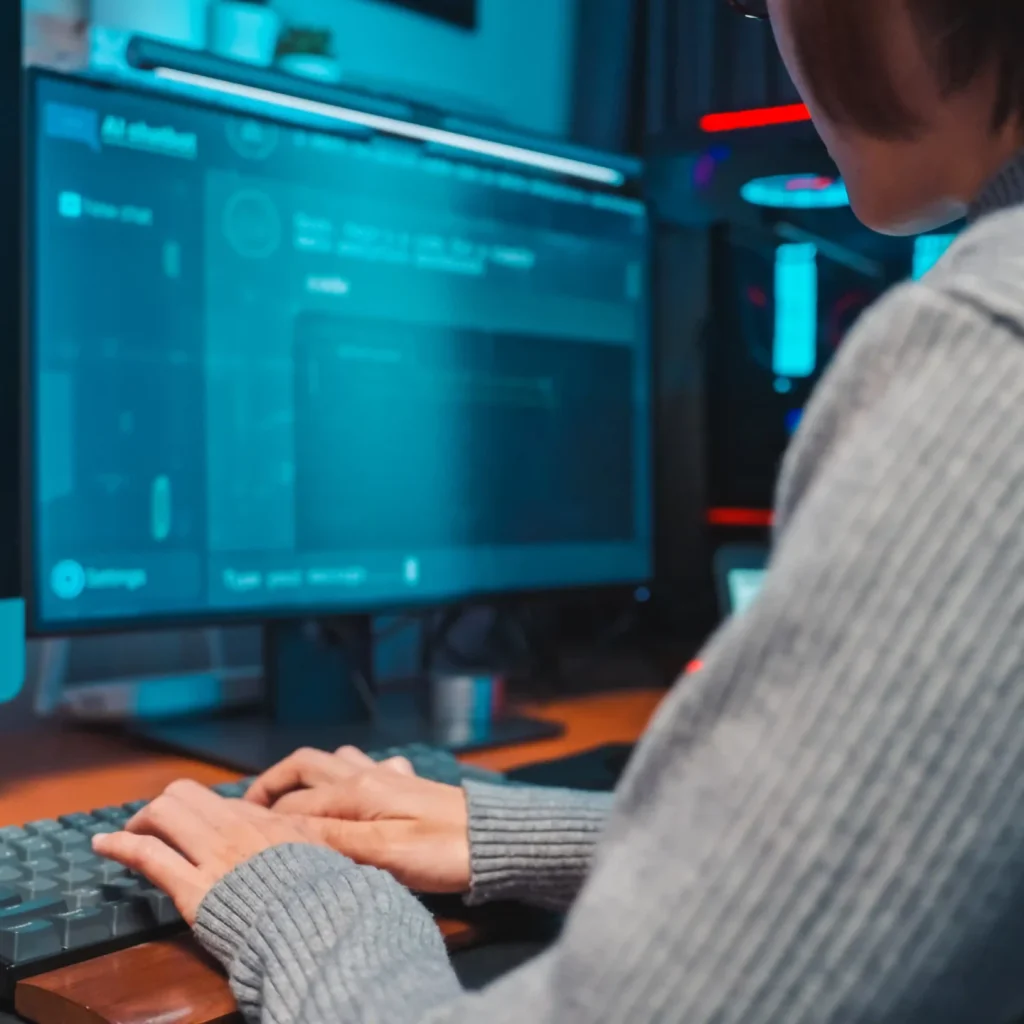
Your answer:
913;234;956;279
0;599;24;704
785;408;804;435
774;243;818;379
741;174;850;209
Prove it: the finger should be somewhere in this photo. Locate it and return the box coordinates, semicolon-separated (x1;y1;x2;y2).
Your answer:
246;748;353;807
127;779;226;830
165;778;234;818
271;770;391;821
336;744;413;777
381;756;415;777
93;832;208;924
127;790;229;866
334;745;374;768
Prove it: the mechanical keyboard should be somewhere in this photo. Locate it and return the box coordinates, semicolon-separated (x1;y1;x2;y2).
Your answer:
0;744;505;1001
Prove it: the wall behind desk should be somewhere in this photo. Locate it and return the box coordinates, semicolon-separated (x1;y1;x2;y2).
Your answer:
269;0;579;137
25;0;580;140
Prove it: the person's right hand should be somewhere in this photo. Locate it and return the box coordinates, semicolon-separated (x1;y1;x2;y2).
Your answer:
244;747;471;894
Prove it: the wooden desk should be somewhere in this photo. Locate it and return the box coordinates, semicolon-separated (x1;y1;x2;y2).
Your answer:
3;690;664;1024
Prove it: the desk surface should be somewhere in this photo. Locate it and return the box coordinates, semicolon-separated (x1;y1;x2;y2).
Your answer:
0;690;663;825
2;689;665;1024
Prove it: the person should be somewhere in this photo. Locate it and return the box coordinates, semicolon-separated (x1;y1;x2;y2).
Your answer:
95;0;1024;1019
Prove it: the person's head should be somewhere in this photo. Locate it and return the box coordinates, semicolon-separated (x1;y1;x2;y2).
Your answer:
732;0;1024;234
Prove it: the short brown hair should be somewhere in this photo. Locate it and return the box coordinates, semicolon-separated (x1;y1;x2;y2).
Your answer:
790;0;1024;139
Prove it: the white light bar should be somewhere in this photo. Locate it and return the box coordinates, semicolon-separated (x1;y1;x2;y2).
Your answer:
153;68;627;186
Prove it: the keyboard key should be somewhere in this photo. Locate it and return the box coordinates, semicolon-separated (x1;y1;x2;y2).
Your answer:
47;829;90;854
85;823;119;838
92;807;124;822
141;889;181;926
101;879;142;903
24;820;63;836
0;888;19;909
53;908;110;951
11;838;54;863
95;861;128;884
0;920;61;965
55;849;97;870
0;867;23;885
22;858;60;880
17;879;61;902
122;801;148;815
92;809;131;829
0;846;18;866
0;897;64;929
64;887;103;912
57;814;96;831
52;869;96;892
103;899;154;938
212;781;249;799
0;827;28;843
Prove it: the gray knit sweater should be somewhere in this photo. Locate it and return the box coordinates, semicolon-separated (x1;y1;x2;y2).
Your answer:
195;151;1024;1024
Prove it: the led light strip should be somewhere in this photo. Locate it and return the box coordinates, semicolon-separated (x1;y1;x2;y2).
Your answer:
153;67;627;186
707;508;774;527
700;103;812;133
774;242;818;380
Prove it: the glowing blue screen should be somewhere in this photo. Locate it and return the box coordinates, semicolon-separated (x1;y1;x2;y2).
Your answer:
30;74;652;628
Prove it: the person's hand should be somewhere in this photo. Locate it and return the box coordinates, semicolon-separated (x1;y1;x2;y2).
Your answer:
92;779;327;924
245;746;471;894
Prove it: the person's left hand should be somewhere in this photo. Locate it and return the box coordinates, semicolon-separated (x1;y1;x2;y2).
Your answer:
92;779;327;925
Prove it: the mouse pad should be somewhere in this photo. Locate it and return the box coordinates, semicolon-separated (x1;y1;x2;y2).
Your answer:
506;743;634;792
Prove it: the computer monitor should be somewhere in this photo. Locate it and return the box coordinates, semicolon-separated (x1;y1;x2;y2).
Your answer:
25;70;653;635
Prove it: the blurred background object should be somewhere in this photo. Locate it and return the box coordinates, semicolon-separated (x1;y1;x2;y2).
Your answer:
24;0;89;70
209;0;281;66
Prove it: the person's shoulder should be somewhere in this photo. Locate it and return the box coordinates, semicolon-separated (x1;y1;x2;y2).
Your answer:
939;204;1024;273
923;206;1024;331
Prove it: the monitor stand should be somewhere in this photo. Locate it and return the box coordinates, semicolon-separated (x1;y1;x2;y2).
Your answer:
130;617;562;774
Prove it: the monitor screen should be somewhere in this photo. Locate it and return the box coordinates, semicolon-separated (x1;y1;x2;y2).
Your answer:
27;72;652;631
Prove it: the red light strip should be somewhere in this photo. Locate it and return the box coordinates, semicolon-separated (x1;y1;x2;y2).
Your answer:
708;507;775;527
699;103;812;133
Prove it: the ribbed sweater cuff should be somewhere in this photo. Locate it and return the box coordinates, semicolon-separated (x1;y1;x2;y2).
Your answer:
196;844;459;1023
464;780;613;910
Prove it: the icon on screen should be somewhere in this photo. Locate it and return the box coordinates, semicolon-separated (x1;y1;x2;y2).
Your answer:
45;102;100;151
59;192;83;219
51;560;86;600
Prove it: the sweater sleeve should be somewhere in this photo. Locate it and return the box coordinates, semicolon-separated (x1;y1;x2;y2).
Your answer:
463;781;612;909
195;284;1024;1024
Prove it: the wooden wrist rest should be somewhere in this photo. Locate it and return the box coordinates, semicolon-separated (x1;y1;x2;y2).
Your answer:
15;903;551;1024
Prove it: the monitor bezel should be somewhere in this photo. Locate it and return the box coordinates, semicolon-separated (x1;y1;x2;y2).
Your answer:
23;67;656;637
